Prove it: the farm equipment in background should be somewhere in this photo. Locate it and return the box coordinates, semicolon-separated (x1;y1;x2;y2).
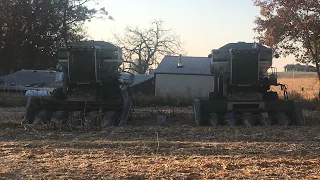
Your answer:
23;40;134;129
193;42;306;126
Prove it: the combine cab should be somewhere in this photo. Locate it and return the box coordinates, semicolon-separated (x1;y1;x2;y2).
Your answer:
23;41;134;129
193;42;305;126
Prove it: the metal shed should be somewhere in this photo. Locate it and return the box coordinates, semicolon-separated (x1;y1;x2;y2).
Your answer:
154;55;214;98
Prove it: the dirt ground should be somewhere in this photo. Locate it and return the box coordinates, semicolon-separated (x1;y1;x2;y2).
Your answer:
1;107;320;179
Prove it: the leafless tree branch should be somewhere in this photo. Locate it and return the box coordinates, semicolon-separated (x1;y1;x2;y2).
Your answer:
112;19;185;74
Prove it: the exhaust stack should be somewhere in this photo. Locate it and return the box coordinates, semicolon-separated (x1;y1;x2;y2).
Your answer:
177;54;183;67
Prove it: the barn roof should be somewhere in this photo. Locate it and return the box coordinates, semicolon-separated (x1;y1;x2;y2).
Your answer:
0;69;62;92
0;70;154;93
120;74;154;87
154;56;212;75
0;69;59;87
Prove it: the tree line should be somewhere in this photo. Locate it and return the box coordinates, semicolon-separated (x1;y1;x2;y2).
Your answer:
0;0;184;76
284;64;317;72
0;0;112;75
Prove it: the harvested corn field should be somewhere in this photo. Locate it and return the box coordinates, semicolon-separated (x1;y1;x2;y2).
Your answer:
273;76;319;100
0;107;320;179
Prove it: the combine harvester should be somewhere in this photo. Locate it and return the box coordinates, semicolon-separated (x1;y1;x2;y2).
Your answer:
193;42;306;126
24;40;134;129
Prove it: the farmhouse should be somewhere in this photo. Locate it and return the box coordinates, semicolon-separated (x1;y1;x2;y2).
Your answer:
154;55;214;98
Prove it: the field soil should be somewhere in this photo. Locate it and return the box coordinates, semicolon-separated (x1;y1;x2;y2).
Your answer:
1;107;320;179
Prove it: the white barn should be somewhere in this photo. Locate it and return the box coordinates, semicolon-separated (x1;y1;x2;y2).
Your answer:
154;55;214;98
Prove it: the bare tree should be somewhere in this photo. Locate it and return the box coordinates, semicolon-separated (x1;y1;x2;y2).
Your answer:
113;20;185;74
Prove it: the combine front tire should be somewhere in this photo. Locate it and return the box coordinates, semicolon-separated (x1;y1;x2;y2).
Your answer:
242;112;257;126
193;100;206;126
276;112;290;126
224;112;239;126
51;111;68;125
291;101;306;126
118;95;133;126
209;113;220;126
24;96;40;124
33;111;53;125
85;111;101;129
101;111;120;128
258;112;273;126
68;111;84;126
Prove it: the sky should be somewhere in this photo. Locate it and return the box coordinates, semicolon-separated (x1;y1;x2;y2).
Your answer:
85;0;297;72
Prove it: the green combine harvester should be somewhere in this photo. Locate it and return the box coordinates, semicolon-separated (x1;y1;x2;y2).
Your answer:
24;40;134;128
193;42;306;126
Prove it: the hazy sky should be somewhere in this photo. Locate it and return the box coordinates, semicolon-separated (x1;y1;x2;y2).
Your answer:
85;0;296;71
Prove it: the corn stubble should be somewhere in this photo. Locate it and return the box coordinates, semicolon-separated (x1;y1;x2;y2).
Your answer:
0;76;319;179
0;105;320;179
